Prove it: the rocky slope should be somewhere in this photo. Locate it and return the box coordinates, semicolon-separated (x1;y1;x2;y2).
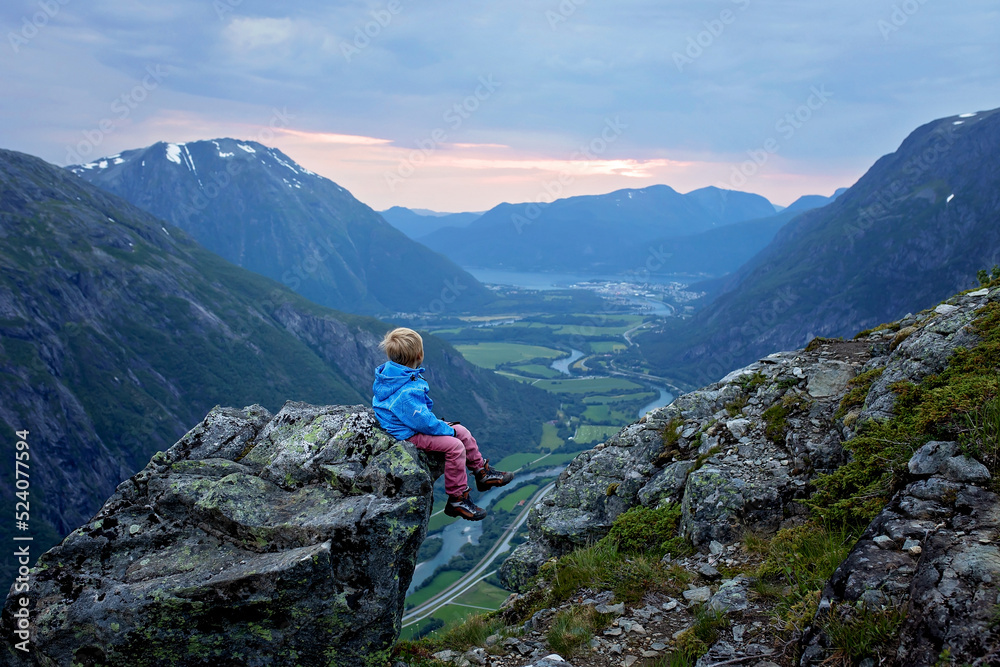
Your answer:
69;139;496;315
0;148;556;591
641;107;1000;388
0;402;443;666
476;282;1000;666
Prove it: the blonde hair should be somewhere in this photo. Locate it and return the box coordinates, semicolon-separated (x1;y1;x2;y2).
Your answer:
379;327;424;368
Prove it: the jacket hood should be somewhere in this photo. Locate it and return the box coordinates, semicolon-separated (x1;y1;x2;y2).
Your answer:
373;361;425;401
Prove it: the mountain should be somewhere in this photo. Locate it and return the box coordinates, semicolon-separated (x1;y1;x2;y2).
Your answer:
0;148;557;590
640;108;1000;387
615;191;843;280
380;206;481;239
418;185;778;274
68;139;495;315
783;188;847;215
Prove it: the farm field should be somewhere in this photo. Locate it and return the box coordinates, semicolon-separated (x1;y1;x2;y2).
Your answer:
405;569;463;609
540;423;564;450
495;452;540;471
510;363;562;378
583;391;657;405
574;424;622;444
582;404;634;424
495;484;539;513
589;341;627;354
454;342;564;369
533;377;644;394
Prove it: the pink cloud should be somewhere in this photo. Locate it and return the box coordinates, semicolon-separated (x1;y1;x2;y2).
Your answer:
66;109;855;212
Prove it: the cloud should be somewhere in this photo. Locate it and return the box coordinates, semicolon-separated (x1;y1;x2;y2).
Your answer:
275;128;392;146
223;17;295;50
1;0;998;211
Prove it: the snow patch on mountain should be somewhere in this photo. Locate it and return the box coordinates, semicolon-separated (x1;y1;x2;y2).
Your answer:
212;140;234;158
165;143;182;165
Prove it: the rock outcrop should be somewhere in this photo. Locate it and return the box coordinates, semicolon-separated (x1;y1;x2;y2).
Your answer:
500;284;1000;666
800;440;1000;666
500;338;868;588
1;402;440;667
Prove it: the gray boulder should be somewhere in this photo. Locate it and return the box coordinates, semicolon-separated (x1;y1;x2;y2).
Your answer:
862;304;982;422
1;402;440;667
707;575;751;614
801;440;1000;666
637;460;696;507
805;360;856;398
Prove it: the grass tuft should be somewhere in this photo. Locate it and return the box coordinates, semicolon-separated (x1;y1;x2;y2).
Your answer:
661;416;684;450
748;522;859;634
433;615;505;652
604;504;690;559
804;336;843;352
808;301;1000;525
736;371;767;394
761;394;808;445
545;605;615;656
960;393;1000;487
822;603;907;665
671;605;730;663
835;367;884;421
724;395;748;417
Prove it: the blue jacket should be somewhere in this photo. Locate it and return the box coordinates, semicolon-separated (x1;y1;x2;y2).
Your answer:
372;361;456;441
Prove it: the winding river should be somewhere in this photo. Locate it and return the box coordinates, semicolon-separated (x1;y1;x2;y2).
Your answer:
550;349;585;375
639;386;675;417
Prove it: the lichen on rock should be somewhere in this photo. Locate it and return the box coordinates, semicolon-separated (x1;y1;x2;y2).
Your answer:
0;402;441;666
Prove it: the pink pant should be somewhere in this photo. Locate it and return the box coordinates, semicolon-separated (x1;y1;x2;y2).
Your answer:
409;424;485;497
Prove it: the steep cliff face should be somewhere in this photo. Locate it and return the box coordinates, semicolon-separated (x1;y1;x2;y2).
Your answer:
497;282;1000;665
1;402;441;667
69;139;496;315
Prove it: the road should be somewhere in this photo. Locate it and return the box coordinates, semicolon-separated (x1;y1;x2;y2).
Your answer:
401;481;556;628
623;320;653;346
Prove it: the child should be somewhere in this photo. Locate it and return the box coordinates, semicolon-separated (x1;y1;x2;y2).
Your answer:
372;327;514;521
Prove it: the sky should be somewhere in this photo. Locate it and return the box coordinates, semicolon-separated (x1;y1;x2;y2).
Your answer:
1;0;998;212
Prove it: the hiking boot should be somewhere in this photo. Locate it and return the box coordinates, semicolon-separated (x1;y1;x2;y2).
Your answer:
474;459;514;492
444;490;486;521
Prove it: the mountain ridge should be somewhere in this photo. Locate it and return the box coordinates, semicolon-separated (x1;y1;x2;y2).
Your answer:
69;139;495;316
380;206;481;239
418;184;780;274
640;107;1000;387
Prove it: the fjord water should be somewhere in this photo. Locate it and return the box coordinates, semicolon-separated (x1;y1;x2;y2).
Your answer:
465;268;688;290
